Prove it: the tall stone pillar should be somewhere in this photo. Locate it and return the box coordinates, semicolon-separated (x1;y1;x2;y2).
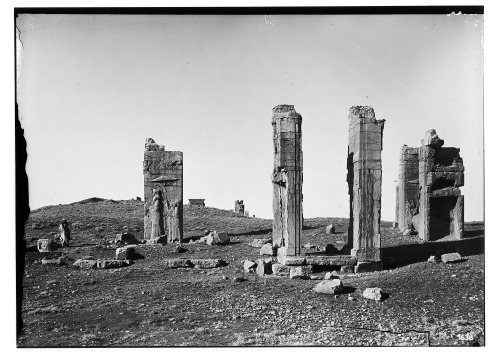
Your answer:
347;106;384;262
397;145;419;231
394;184;399;228
143;138;183;243
271;105;303;257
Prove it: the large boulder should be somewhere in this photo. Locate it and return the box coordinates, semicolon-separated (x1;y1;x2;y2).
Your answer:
243;260;258;273
289;265;313;280
259;243;275;256
441;252;463;263
313;279;344;294
363;287;383;301
116;246;135;260
115;232;140;245
37;239;59;253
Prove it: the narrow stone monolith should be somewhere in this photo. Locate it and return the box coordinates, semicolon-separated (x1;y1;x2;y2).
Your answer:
271;105;303;257
397;145;419;231
346;106;384;263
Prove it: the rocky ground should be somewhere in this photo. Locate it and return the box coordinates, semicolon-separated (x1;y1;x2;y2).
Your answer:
18;198;484;347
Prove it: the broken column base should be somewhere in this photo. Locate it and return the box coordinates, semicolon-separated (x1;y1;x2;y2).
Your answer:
351;247;381;262
278;247;383;272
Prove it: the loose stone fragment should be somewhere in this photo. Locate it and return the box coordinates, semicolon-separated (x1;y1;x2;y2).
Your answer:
207;231;230;246
313;279;344;295
427;255;439;263
164;259;192;268
363;287;383;301
259;243;275;256
250;238;272;248
96;260;132;269
116;246;135;260
115;232;140;245
37;239;59;253
324;272;340;280
289;265;313;280
325;225;336;234
243;260;258;273
441;252;463;263
256;259;272;276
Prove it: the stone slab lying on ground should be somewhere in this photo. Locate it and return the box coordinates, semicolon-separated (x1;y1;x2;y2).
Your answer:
250;238;272;248
164;259;192;268
191;259;226;269
41;257;66;266
73;259;132;269
441;252;463;263
304;255;357;267
363;287;383;301
278;256;306;266
355;261;383;273
290;265;313;279
313;279;344;294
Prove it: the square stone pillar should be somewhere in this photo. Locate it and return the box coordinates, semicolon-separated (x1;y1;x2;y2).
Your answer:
143;138;183;243
271;105;303;257
347;106;384;262
397;145;419;231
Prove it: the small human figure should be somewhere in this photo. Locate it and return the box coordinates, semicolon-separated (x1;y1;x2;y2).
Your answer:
167;199;181;242
58;219;71;247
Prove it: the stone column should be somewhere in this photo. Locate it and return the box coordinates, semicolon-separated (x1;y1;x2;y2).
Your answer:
143;138;183;243
397;145;420;231
271;105;303;257
394;184;399;228
347;106;384;262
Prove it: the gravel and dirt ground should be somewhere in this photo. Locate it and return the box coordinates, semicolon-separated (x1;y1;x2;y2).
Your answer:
17;198;484;347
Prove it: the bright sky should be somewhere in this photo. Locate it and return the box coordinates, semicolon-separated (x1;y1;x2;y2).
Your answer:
16;13;483;221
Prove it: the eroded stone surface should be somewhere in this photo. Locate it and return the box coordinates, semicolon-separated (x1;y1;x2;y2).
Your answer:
164;259;192;268
363;287;383;301
234;200;245;215
441;252;463;263
313;279;344;295
289;265;313;279
397;145;419;232
305;255;357;267
355;261;383;273
272;105;303;257
37;239;59;253
143;138;183;243
347;106;384;263
191;259;226;268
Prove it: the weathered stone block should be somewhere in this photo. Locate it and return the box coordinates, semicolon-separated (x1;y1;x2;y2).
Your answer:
259;243;276;256
243;260;258;273
165;259;192;268
354;261;383;273
441;252;463;263
115;232;140;245
191;259;226;269
271;263;290;276
37;239;59;253
305;255;357;267
115;246;134;260
325;224;336;234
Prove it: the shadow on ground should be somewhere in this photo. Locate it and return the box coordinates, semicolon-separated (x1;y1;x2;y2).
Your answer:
383;230;484;269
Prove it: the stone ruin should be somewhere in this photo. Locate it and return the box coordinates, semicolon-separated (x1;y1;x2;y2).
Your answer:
346;106;385;268
396;145;419;231
271;105;303;258
234;200;245;215
188;199;205;207
409;130;465;241
269;105;384;273
143;138;183;243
